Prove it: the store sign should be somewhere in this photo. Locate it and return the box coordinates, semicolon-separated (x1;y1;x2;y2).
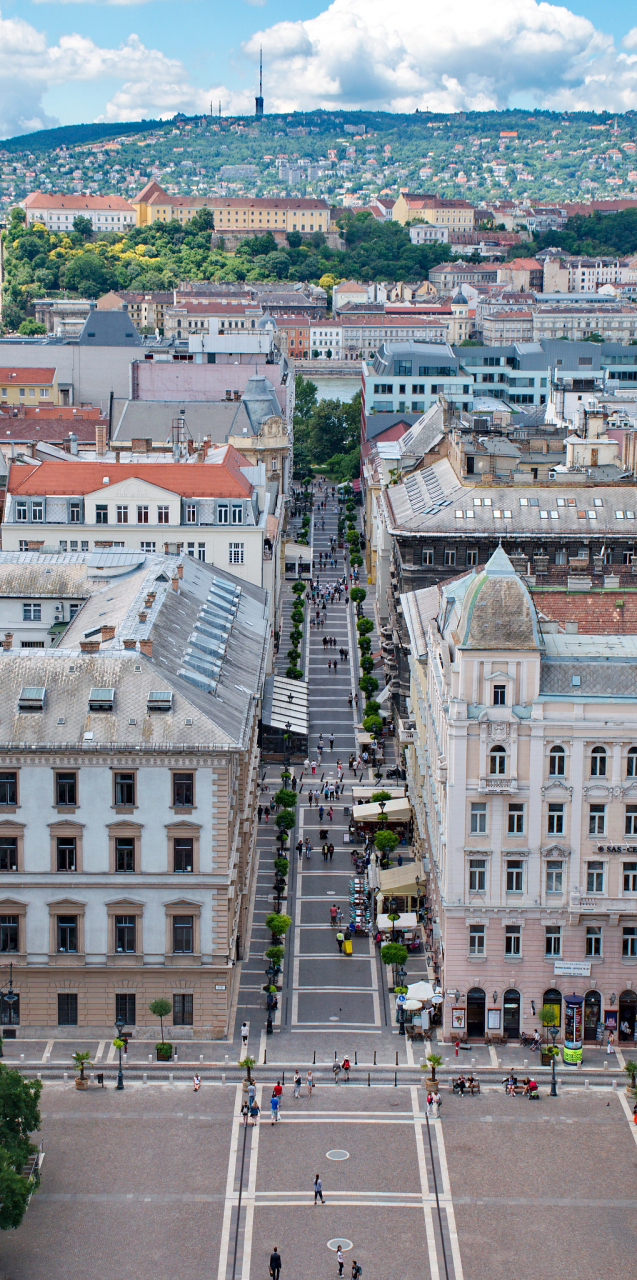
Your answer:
215;984;227;990
554;960;591;977
598;845;637;854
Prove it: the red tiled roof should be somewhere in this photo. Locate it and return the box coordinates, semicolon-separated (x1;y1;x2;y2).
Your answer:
8;450;253;498
24;193;133;211
0;369;56;385
0;419;103;443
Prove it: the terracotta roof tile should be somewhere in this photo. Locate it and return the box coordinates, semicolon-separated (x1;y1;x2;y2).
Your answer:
8;450;253;498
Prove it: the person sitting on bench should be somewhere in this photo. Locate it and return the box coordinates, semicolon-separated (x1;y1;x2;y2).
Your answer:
466;1073;478;1094
522;1077;539;1099
456;1074;466;1095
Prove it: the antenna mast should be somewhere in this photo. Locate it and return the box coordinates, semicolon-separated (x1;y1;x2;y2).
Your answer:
255;46;264;118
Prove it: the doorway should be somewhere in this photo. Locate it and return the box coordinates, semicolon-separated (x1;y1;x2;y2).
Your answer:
619;990;637;1041
467;987;485;1038
584;990;601;1041
543;988;562;1032
503;989;520;1037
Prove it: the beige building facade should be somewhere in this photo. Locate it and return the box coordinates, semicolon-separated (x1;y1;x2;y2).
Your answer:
402;548;637;1048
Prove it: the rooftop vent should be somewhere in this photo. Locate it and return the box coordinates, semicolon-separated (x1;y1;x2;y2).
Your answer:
88;687;115;711
147;690;173;711
18;686;45;712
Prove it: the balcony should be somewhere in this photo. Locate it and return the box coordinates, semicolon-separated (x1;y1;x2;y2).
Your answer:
397;716;415;745
479;776;518;793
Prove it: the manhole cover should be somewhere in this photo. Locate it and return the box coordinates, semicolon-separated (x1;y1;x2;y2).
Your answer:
326;1150;349;1160
329;1016;339;1021
328;1239;353;1252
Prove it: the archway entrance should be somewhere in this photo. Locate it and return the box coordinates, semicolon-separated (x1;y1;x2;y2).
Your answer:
467;987;485;1038
503;989;520;1037
543;988;562;1034
583;990;601;1041
619;990;637;1041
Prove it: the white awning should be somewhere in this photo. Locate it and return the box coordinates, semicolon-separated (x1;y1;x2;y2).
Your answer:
352;798;411;822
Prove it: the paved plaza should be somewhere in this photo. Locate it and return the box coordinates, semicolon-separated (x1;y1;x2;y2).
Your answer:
5;485;637;1279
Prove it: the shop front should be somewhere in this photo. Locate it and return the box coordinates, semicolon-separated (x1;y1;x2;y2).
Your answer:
583;990;602;1042
467;987;486;1038
503;988;521;1037
619;989;637;1042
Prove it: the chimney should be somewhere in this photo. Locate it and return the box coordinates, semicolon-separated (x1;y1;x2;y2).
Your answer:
138;610;147;622
171;577;179;592
95;424;107;456
2;633;13;650
177;564;183;579
123;639;137;649
27;541;44;551
68;432;78;456
139;639;153;658
80;640;100;652
100;625;116;641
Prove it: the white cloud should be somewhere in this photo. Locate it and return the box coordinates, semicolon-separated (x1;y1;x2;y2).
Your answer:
241;0;637;113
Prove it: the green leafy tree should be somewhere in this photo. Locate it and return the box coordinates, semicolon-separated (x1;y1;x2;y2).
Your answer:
63;253;117;295
73;215;93;239
18;320;46;336
149;997;172;1044
380;942;408;967
265;912;292;939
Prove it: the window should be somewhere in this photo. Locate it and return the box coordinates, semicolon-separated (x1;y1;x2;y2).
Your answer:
466;549;478;567
489;746;506;776
628;748;637;777
56;771;76;806
197;543;205;562
57;915;77;952
469;923;485;955
585;926;601;957
505;925;521;955
69;502;81;524
586;860;604;893
117;506;128;524
115;916;136;953
546;860;563;893
22;604;41;621
115;772;135;806
173;993;193;1026
173;916;193;953
57;993;77;1026
444;548;456;567
626;807;637;836
548;803;564;835
545;925;561;956
0;917;17;953
0;773;17;806
96;505;108;525
589;804;606;836
549;746;565;776
174;838;194;872
231;505;243;525
590;746;607;777
18;542;28;552
506;859;523;892
115;993;136;1024
186;504;197;524
31;502;43;523
217;504;229;524
508;804;524;834
140;542;156;553
623;861;637;892
173;773;194;807
157;506;169;524
57;837;76;872
115;838;135;872
229;543;244;565
0;840;17;872
15;502;27;522
422;548;434;566
493;685;506;706
137;506;148;524
470;803;487;834
623;926;637;958
187;543;195;557
469;858;486;892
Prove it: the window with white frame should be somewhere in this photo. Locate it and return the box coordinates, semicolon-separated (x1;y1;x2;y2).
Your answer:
22;603;41;621
508;803;524;834
229;542;244;565
548;803;564;835
186;505;197;524
506;859;523;892
217;504;229;524
231;505;243;525
469;923;485;955
489;746;506;776
586;860;604;893
585;926;601;957
444;548;456;567
470;802;487;834
493;685;506;706
422;548;434;566
623;926;637;958
627;747;637;778
137;506;148;525
545;925;561;956
589;804;606;836
546;860;563;893
590;746;607;777
549;746;565;776
157;506;169;524
117;506;128;524
469;858;486;892
505;924;521;955
623;861;637;893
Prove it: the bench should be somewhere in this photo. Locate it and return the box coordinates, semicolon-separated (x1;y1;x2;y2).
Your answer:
453;1078;480;1095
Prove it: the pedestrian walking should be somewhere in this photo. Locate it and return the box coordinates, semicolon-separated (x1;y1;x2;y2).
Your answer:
328;842;335;861
336;931;344;952
332;1059;341;1084
330;733;335;750
337;1248;344;1277
264;806;270;822
248;1081;256;1106
249;1100;260;1125
322;843;329;861
351;1262;362;1279
258;805;263;822
330;903;338;927
311;760;317;775
241;1021;249;1050
341;1056;350;1081
426;1091;434;1118
270;1092;280;1124
433;1089;442;1116
296;839;303;861
305;839;312;859
319;804;324;821
241;1099;250;1126
306;1070;314;1097
348;693;353;707
454;1039;460;1058
328;806;334;821
336;906;343;926
314;1174;325;1204
269;1248;282;1280
328;660;332;672
294;1069;302;1098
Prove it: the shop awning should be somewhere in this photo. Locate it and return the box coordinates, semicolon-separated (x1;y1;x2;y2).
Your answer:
352;786;405;803
377;912;418;931
352;798;411;822
261;675;309;736
378;863;424;897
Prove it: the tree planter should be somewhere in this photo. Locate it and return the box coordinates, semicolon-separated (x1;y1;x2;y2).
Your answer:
75;1077;88;1090
541;1052;553;1066
156;1044;173;1062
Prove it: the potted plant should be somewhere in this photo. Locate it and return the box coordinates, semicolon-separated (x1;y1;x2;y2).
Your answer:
239;1055;256;1091
149;997;173;1061
624;1059;637;1095
72;1050;91;1090
423;1053;443;1086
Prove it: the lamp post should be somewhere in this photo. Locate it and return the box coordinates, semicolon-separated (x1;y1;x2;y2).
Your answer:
115;1015;125;1091
283;720;292;771
0;963;18;1050
549;1023;558;1097
397;964;407;1035
390;895;398;942
415;874;420;921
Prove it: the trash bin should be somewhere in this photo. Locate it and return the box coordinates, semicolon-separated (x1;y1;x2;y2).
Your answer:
343;806;350;816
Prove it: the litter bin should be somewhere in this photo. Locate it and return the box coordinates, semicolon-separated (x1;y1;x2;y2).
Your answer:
343;806;350;816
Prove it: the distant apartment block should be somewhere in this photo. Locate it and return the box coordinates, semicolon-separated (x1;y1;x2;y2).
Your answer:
392;194;475;232
132;181;330;235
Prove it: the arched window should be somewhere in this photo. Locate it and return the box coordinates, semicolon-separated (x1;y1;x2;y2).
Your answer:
627;748;637;778
549;746;565;777
489;746;506;776
590;746;607;777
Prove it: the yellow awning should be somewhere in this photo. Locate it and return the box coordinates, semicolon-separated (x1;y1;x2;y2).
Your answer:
379;863;424;897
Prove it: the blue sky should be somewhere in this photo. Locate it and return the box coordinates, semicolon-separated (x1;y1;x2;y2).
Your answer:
3;0;637;139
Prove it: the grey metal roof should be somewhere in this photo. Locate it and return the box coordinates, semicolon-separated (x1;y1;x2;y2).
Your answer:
111;398;246;444
77;310;142;347
0;563;92;599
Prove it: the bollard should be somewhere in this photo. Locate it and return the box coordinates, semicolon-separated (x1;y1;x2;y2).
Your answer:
282;1071;285;1085
313;1050;316;1065
37;1072;41;1081
20;1053;24;1062
497;1058;502;1068
374;1050;377;1066
169;1073;174;1084
523;1059;528;1067
355;1052;357;1066
63;1072;68;1082
200;1055;204;1064
149;1055;152;1064
143;1073;147;1085
90;1073;94;1082
394;1071;397;1087
224;1055;228;1066
222;1072;226;1085
174;1053;178;1063
395;1051;398;1067
419;1057;423;1068
612;1078;617;1090
584;1079;589;1089
603;1061;608;1069
264;1050;267;1065
367;1073;370;1087
471;1058;476;1067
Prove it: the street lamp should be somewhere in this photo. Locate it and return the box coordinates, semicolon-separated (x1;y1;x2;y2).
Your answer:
415;874;420;920
549;1023;559;1098
283;720;292;770
389;895;398;942
114;1015;125;1091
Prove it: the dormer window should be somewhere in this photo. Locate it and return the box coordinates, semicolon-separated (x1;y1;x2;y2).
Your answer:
217;504;229;525
18;687;45;712
232;505;243;525
88;687;115;712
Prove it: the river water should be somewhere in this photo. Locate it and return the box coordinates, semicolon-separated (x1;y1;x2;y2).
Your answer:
312;376;360;404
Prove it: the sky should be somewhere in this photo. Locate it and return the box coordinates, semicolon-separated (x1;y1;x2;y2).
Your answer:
4;0;637;139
